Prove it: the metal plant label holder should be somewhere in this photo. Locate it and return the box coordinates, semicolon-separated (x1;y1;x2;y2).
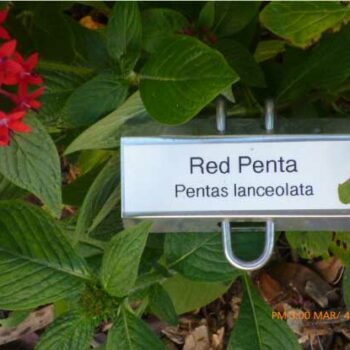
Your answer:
121;100;350;271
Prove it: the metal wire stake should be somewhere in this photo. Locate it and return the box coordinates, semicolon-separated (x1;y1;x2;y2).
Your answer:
217;99;275;271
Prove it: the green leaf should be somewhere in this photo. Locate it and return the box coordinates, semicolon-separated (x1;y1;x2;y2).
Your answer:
107;1;142;74
277;26;350;102
75;155;120;239
260;1;350;48
101;221;152;297
148;284;177;325
0;173;26;200
0;114;62;217
10;3;76;63
339;178;350;204
213;2;260;37
37;61;94;126
142;8;189;54
254;40;286;63
329;232;350;264
36;311;97;350
140;35;237;124
286;231;331;259
107;307;165;350
217;39;265;87
64;71;128;127
63;164;105;207
0;201;90;310
343;265;350;309
228;275;300;350
164;232;242;282
198;2;215;29
65;92;148;154
163;274;229;314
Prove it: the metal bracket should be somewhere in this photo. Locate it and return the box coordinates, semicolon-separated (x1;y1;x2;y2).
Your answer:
217;98;275;271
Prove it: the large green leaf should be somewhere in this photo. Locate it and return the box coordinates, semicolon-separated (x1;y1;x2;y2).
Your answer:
286;231;331;259
164;232;242;282
228;275;300;350
277;26;350;102
260;2;350;48
36;311;97;350
142;8;189;53
107;307;165;350
0;201;90;310
107;1;142;74
64;71;128;127
148;284;177;325
65;92;148;154
163;274;230;314
140;35;237;124
217;39;265;87
75;155;120;240
0;114;62;217
213;2;260;37
101;221;152;297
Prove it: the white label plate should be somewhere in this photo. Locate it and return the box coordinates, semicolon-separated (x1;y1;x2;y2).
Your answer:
121;136;350;218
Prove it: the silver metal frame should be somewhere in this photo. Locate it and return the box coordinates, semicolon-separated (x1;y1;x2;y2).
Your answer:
120;99;350;271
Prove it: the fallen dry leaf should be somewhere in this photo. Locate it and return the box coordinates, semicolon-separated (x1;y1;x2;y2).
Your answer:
183;325;210;350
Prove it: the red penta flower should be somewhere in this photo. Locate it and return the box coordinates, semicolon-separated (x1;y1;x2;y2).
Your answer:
10;85;45;111
0;10;10;41
0;40;22;85
14;52;43;87
0;110;30;146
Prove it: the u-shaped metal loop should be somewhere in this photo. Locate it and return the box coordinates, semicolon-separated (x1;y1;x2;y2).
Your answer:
221;219;275;271
216;98;276;270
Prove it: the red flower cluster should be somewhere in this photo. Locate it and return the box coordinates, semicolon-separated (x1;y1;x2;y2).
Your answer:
0;9;44;146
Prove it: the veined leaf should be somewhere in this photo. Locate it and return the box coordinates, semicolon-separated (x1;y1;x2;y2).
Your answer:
213;2;260;37
0;114;62;217
37;61;94;126
36;311;97;350
64;71;128;127
0;174;26;200
228;275;300;350
277;26;350;102
142;8;188;53
107;1;142;74
75;155;120;240
260;1;350;48
140;35;237;124
163;274;229;314
101;221;152;297
164;232;242;282
198;2;215;30
107;307;165;350
65;92;148;154
0;201;90;310
217;39;265;87
149;284;177;325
